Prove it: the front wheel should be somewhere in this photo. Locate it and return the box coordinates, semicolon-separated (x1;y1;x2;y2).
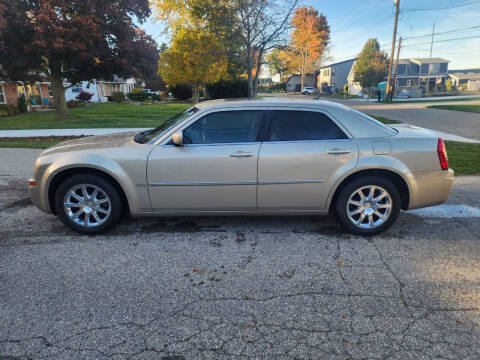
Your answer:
54;174;123;234
334;176;401;236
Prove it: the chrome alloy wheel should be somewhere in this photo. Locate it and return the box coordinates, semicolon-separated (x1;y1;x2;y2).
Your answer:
63;184;111;227
346;185;392;229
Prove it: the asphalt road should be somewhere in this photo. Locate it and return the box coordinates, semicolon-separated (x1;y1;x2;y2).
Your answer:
1;149;480;359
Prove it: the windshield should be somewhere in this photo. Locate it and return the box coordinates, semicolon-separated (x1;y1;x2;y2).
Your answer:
137;107;198;144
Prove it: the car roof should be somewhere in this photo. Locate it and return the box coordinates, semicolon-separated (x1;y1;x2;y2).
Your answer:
195;98;351;112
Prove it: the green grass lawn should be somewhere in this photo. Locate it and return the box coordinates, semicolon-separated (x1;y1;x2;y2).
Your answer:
426;104;480;113
369;115;401;124
0;102;191;130
444;141;480;175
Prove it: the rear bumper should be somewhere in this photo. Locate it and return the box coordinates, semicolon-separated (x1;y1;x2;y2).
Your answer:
407;169;454;210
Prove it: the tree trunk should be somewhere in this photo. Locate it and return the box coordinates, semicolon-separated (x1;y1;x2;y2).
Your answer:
247;47;254;99
192;83;200;104
301;49;306;91
252;49;264;98
51;77;68;116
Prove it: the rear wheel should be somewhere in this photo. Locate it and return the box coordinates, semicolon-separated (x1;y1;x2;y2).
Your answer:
54;174;123;234
334;176;400;236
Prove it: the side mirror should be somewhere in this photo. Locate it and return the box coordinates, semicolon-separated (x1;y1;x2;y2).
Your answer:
172;131;184;146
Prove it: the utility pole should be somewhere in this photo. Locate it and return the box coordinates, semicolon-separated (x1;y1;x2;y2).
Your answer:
426;22;435;97
391;37;402;100
386;0;400;102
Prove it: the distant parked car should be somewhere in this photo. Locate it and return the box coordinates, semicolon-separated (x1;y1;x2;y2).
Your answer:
302;87;318;95
396;90;410;99
29;99;453;236
144;89;159;95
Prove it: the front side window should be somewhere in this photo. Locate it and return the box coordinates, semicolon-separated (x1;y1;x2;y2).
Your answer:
183;110;263;145
0;84;6;104
267;110;348;141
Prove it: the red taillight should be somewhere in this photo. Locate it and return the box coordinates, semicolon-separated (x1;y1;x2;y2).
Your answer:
437;138;449;170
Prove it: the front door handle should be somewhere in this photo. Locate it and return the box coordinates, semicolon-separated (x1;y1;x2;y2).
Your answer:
230;151;254;158
326;148;351;155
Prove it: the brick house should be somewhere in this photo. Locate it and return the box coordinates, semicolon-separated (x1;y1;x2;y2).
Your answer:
0;80;54;109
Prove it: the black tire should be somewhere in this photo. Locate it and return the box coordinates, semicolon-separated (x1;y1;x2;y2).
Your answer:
334;176;401;236
54;174;123;234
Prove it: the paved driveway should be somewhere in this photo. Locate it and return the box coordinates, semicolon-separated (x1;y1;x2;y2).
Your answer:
1;149;480;359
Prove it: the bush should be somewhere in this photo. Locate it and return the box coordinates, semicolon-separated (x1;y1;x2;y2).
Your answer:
76;91;94;102
67;100;80;108
446;78;453;92
18;94;28;113
110;91;126;102
127;91;149;102
0;104;18;116
171;84;192;100
206;80;248;99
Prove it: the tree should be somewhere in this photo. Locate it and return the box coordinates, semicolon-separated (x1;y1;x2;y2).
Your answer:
446;78;453;92
0;0;158;115
153;0;298;98
158;27;229;103
289;6;329;89
354;38;388;100
266;47;290;80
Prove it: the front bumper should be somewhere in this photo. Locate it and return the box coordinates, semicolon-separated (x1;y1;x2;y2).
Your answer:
408;168;454;210
29;178;52;214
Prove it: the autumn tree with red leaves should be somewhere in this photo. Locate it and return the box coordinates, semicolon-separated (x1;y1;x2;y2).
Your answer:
0;0;158;115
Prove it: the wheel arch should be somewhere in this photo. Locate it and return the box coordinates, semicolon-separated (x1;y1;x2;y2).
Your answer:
327;168;411;212
48;167;130;215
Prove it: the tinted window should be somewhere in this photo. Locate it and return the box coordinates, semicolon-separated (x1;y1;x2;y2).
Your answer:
268;111;348;141
183;111;263;144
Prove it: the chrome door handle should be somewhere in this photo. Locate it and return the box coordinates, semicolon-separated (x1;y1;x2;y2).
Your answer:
230;151;254;158
326;149;351;155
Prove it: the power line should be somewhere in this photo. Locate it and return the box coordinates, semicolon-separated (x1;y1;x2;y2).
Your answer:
402;25;480;40
400;34;480;47
402;0;480;11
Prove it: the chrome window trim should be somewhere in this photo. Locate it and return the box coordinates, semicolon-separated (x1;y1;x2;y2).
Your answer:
262;138;354;145
161;141;262;148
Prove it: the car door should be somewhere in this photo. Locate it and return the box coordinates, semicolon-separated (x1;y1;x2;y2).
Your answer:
257;108;358;210
147;109;265;211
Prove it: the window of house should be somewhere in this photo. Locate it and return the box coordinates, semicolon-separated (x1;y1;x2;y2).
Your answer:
48;84;53;97
0;84;6;104
267;111;348;142
429;63;440;74
71;85;80;93
183;111;264;144
332;69;335;76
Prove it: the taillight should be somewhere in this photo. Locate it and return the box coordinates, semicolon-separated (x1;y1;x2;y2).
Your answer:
437;138;449;170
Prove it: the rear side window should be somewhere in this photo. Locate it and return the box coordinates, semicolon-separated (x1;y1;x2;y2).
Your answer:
267;110;348;141
183;110;263;144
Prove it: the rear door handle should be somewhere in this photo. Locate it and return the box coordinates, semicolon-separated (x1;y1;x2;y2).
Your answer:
230;151;254;158
326;149;351;155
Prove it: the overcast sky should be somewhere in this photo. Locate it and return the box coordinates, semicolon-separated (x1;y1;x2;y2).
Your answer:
141;0;480;70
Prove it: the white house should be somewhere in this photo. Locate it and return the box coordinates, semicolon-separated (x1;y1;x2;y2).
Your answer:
65;77;141;102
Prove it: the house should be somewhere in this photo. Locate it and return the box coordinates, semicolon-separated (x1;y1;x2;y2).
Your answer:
0;80;54;109
448;73;480;91
317;59;356;91
347;57;450;96
65;77;140;103
392;58;449;92
286;74;315;92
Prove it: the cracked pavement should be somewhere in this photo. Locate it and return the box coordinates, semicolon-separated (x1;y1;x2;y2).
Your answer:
1;149;480;359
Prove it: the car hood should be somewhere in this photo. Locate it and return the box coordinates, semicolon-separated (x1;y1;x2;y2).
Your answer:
40;131;138;156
